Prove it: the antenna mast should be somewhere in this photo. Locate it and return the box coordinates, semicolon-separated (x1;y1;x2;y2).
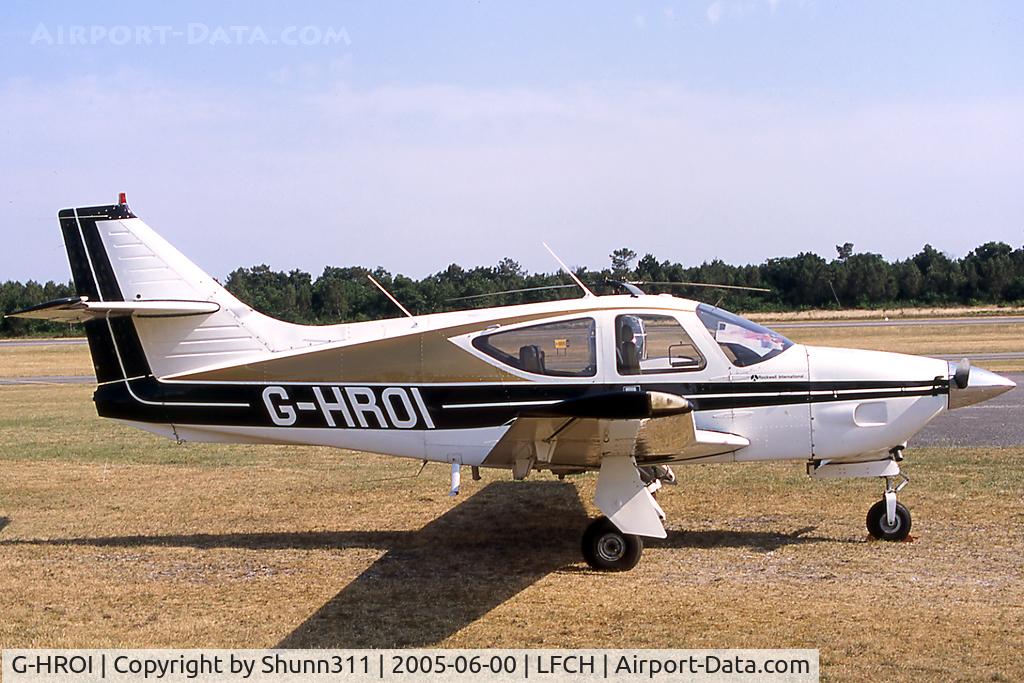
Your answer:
367;274;415;319
542;242;595;298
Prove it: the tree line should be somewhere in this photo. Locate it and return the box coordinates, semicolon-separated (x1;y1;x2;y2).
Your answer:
2;241;1023;336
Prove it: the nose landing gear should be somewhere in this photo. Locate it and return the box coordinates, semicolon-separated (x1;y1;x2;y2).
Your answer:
808;449;913;542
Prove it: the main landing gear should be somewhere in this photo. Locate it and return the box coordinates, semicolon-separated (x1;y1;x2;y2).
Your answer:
581;516;644;571
580;458;676;571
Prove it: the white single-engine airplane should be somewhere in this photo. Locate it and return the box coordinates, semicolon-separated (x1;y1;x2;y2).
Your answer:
10;196;1016;570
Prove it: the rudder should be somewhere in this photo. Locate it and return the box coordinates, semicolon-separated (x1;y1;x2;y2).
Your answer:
59;202;152;382
54;196;318;382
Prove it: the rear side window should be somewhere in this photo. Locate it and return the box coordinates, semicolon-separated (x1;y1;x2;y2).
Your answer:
472;318;597;377
615;314;706;375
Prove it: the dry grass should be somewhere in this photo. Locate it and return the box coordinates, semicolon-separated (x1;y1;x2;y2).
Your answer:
0;383;1022;681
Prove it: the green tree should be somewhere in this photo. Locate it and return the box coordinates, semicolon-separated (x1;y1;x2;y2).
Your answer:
894;260;924;301
762;253;831;307
610;248;637;278
911;245;964;304
963;242;1014;302
835;253;897;305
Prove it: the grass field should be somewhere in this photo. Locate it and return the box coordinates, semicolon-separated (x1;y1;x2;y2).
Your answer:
0;343;94;377
1;325;1022;682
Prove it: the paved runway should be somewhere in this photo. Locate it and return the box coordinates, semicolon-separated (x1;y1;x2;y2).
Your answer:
934;352;1024;362
770;315;1024;329
0;375;94;385
0;338;87;347
913;373;1024;448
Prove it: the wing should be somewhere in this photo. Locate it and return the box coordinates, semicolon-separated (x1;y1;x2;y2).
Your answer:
482;390;748;471
483;410;748;471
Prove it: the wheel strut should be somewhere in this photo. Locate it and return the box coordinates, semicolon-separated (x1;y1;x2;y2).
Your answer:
883;473;910;526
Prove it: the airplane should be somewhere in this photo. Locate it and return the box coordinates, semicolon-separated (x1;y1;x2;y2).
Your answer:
9;195;1016;571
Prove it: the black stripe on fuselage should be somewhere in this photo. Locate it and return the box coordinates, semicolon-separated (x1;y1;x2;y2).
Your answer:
93;378;949;430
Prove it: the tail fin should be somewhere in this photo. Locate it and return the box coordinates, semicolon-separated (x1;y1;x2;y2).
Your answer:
56;197;316;381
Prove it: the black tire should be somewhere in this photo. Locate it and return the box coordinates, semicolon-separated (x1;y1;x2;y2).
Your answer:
581;516;643;571
866;499;912;541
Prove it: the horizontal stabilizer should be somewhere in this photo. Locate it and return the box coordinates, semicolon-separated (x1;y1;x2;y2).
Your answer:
6;296;220;323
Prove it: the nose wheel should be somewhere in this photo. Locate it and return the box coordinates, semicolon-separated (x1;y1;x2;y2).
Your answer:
581;516;644;571
866;474;912;541
866;499;911;540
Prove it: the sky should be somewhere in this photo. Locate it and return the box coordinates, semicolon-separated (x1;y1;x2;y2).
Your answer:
1;1;1021;284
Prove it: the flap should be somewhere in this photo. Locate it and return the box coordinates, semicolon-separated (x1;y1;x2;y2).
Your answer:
5;296;220;323
635;411;749;462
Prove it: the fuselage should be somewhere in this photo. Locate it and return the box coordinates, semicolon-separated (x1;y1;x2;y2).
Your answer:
14;199;1014;567
100;293;1002;469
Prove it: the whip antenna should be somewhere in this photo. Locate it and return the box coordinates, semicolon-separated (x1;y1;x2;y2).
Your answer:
446;284;578;302
542;242;595;298
634;281;770;293
367;274;415;319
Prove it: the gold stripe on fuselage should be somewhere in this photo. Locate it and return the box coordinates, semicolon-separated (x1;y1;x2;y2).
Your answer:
173;299;696;384
175;310;585;383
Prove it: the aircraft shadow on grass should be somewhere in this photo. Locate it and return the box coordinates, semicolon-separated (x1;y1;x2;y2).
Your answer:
661;525;841;553
0;482;587;647
276;481;590;647
0;484;845;647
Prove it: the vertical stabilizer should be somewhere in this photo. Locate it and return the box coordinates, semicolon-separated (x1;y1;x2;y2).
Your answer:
59;197;322;381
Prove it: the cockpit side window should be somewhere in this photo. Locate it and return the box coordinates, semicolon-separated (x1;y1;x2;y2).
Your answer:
472;318;597;377
696;304;793;367
615;314;706;375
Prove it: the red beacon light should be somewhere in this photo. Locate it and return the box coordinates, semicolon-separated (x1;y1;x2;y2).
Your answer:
118;192;127;205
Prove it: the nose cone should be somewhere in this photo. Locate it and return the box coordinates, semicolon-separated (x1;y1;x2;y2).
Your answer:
948;362;1017;409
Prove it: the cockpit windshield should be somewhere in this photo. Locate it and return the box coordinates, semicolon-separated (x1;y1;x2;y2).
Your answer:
696;304;793;367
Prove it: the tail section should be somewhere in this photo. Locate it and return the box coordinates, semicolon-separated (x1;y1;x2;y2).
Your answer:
53;196;324;381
